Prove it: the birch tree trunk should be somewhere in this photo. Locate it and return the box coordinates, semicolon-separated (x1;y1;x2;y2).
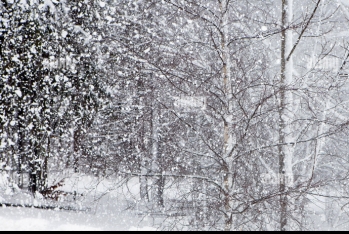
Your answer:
219;0;235;230
279;0;294;230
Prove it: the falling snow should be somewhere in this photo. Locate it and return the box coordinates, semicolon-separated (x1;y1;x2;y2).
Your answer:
1;0;349;231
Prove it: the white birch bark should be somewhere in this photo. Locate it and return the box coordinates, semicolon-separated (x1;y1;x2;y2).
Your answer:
284;0;294;181
219;0;236;230
279;0;294;230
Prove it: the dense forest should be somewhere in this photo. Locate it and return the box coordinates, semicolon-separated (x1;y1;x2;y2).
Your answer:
2;0;349;231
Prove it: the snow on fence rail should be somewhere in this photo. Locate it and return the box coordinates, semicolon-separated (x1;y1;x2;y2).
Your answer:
0;202;91;212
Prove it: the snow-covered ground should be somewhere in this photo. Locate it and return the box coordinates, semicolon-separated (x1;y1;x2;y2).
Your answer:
3;170;346;230
0;171;158;231
0;206;156;231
